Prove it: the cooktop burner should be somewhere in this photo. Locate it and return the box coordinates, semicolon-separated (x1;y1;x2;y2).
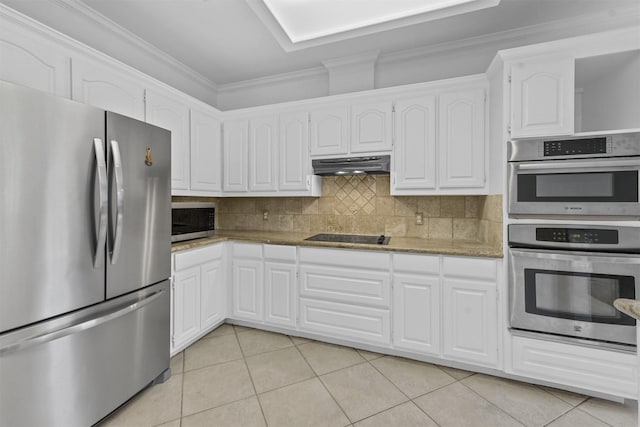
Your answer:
305;233;390;245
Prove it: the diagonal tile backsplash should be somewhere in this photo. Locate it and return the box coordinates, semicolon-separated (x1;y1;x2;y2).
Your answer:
191;175;502;244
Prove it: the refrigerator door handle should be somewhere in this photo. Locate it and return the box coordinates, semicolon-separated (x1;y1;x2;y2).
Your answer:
110;139;124;264
0;289;166;356
93;138;108;267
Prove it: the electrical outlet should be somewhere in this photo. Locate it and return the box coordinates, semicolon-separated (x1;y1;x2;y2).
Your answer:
263;211;269;220
415;212;423;225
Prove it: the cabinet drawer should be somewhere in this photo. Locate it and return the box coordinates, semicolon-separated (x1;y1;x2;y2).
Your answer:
264;244;296;262
511;335;636;399
442;256;497;280
174;243;223;271
299;265;390;308
232;242;262;259
299;247;390;270
299;298;390;346
393;253;439;275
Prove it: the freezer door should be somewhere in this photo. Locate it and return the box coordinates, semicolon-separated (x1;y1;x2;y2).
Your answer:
0;280;170;427
106;112;171;298
0;81;106;333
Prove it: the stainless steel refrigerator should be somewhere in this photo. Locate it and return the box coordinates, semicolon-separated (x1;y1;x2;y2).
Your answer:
0;80;172;426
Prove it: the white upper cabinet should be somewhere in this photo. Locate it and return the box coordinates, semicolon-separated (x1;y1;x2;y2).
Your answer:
438;88;486;188
71;58;145;121
510;56;574;138
310;106;349;156
249;116;278;192
190;106;222;193
279;112;310;191
351;101;393;153
393;96;437;191
223;119;249;192
0;21;70;97
145;89;191;191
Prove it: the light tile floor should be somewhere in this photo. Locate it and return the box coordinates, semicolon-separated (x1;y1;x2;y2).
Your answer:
99;324;638;427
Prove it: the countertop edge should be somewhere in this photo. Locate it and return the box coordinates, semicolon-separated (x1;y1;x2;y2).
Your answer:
171;233;503;258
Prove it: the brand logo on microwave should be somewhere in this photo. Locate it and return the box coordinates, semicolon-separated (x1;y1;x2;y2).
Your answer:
564;206;583;211
573;325;583;332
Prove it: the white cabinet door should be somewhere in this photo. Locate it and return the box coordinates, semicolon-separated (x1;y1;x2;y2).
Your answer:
172;266;201;351
393;274;440;356
438;88;485;189
510;57;574;138
249;116;278;192
191;107;222;192
393;96;437;191
310;107;349;156
232;259;263;321
442;278;497;367
200;259;225;330
279;112;310;191
223;119;249;192
264;262;296;327
351;101;392;153
71;58;145;121
145;89;191;191
0;22;70;97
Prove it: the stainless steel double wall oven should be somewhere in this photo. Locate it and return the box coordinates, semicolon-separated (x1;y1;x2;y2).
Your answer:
507;132;640;350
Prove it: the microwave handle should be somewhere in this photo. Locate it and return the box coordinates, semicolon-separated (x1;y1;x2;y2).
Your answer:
516;159;640;170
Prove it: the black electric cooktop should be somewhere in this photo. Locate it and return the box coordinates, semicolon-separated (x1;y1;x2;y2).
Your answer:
305;233;390;245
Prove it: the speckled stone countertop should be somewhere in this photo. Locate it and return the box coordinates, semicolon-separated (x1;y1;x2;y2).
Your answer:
614;299;640;321
172;231;503;258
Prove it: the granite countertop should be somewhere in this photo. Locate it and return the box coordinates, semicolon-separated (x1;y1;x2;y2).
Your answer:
614;299;640;321
172;230;503;258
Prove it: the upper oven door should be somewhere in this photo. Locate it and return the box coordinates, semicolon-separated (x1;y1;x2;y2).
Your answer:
508;158;640;216
509;248;639;346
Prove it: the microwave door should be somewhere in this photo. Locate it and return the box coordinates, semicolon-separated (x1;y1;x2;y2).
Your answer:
508;160;640;216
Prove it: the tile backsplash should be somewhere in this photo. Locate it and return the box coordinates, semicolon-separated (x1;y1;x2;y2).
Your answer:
207;176;502;244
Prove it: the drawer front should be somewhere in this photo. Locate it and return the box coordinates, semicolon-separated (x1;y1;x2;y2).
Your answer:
263;244;296;262
511;335;637;399
174;243;223;271
232;242;263;259
393;253;440;275
299;298;390;346
299;265;390;308
442;256;497;280
299;247;391;270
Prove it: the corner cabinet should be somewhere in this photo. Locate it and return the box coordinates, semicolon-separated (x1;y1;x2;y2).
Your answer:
223;119;249;192
231;243;264;321
510;56;574;138
171;243;226;354
279;112;311;191
249;116;278;192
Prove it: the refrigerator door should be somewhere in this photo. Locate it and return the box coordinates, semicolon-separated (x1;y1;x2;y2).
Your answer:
0;280;170;427
106;112;171;298
0;81;106;333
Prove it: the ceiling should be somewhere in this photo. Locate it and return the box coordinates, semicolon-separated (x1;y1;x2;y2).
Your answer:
2;0;639;89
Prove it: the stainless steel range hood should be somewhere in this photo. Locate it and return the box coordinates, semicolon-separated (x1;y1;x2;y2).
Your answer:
312;155;390;176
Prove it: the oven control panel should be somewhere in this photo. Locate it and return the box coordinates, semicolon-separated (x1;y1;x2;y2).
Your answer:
535;228;618;244
543;137;609;157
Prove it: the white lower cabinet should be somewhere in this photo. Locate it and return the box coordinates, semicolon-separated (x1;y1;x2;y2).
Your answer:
264;244;297;328
298;247;392;346
232;258;263;322
510;335;637;398
442;256;498;368
171;243;226;354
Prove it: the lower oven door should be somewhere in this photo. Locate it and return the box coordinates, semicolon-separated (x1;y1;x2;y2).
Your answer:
509;248;639;346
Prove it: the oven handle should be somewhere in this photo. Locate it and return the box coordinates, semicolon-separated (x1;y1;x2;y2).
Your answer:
515;158;640;171
509;247;640;261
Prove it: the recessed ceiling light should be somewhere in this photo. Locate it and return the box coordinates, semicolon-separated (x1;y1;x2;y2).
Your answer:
261;0;500;43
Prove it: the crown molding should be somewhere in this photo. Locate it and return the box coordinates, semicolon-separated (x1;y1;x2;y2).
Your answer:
217;66;327;93
321;50;380;70
48;0;218;92
379;4;640;65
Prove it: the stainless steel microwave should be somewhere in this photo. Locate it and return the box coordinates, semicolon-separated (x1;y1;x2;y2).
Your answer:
171;202;215;242
508;132;640;217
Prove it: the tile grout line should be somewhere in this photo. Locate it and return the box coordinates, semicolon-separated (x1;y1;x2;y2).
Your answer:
232;325;270;427
456;380;528;426
572;398;616;427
